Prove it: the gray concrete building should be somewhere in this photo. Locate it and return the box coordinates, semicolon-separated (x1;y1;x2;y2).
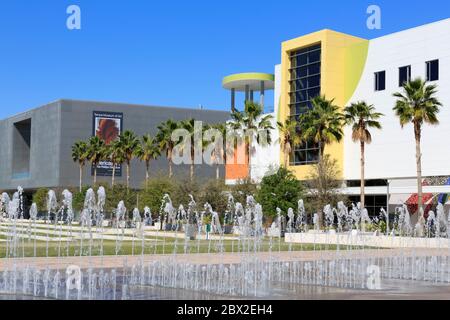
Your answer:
0;99;230;192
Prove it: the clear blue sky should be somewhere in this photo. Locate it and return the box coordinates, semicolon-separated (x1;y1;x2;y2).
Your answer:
0;0;449;118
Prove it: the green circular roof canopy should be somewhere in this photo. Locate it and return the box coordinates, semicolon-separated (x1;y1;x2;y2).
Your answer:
222;73;275;92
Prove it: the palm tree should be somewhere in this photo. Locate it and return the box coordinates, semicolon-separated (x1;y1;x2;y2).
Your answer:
344;101;383;209
105;140;125;187
135;134;161;186
230;101;274;179
277;118;302;168
393;78;442;217
71;141;89;192
118;130;140;189
300;95;344;160
87;136;106;186
156;119;180;178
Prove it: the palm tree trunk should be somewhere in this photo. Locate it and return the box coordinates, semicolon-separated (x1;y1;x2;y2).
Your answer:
112;164;116;187
79;164;83;193
146;161;150;187
93;165;97;186
319;141;325;162
284;147;289;168
216;164;220;180
360;141;365;209
415;123;423;217
190;164;194;181
168;149;173;178
126;161;130;189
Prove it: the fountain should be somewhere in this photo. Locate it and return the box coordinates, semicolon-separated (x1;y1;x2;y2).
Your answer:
1;186;450;300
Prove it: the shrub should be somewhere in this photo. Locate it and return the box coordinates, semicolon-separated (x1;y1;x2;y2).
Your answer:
170;177;201;209
255;167;305;218
197;180;228;214
32;188;49;212
138;176;177;214
231;179;258;205
72;186;91;213
104;185;138;219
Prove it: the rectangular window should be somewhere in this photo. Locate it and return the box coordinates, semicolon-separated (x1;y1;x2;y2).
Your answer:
289;44;321;166
374;71;386;91
399;65;411;87
291;141;320;166
426;60;439;81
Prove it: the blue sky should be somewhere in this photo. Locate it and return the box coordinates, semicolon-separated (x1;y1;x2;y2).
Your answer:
0;0;449;118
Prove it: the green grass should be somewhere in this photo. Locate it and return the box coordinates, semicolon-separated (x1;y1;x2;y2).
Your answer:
0;237;355;258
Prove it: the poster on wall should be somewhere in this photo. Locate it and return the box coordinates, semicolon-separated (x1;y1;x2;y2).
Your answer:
92;111;124;177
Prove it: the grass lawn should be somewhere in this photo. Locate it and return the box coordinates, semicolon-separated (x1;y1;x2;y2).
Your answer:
0;236;356;258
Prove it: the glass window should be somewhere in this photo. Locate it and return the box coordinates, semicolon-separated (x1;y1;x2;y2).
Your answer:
308;50;321;63
308;63;320;76
289;44;321;166
374;71;386;91
426;60;439;81
308;87;320;99
308;75;321;88
399;65;411;87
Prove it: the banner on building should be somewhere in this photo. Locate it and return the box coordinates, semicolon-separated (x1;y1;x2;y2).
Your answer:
92;111;123;177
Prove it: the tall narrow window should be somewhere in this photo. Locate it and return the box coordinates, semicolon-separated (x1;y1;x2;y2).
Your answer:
374;71;386;91
426;60;439;81
399;65;411;87
289;44;321;166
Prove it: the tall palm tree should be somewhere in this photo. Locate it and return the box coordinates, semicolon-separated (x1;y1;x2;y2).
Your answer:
71;141;89;192
300;95;344;160
230;101;274;179
344;101;383;209
156;119;180;178
87;136;106;186
118;130;140;189
105;140;125;187
393;78;442;217
135;134;161;186
277;118;302;168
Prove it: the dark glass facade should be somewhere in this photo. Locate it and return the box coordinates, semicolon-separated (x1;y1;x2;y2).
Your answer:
289;44;321;166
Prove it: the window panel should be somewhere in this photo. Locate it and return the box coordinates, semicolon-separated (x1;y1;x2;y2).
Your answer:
426;60;439;81
308;75;321;87
308;87;320;99
375;71;386;91
399;66;411;87
308;50;321;63
308;63;321;76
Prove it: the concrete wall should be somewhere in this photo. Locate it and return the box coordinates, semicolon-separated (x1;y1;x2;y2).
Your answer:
0;102;61;190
